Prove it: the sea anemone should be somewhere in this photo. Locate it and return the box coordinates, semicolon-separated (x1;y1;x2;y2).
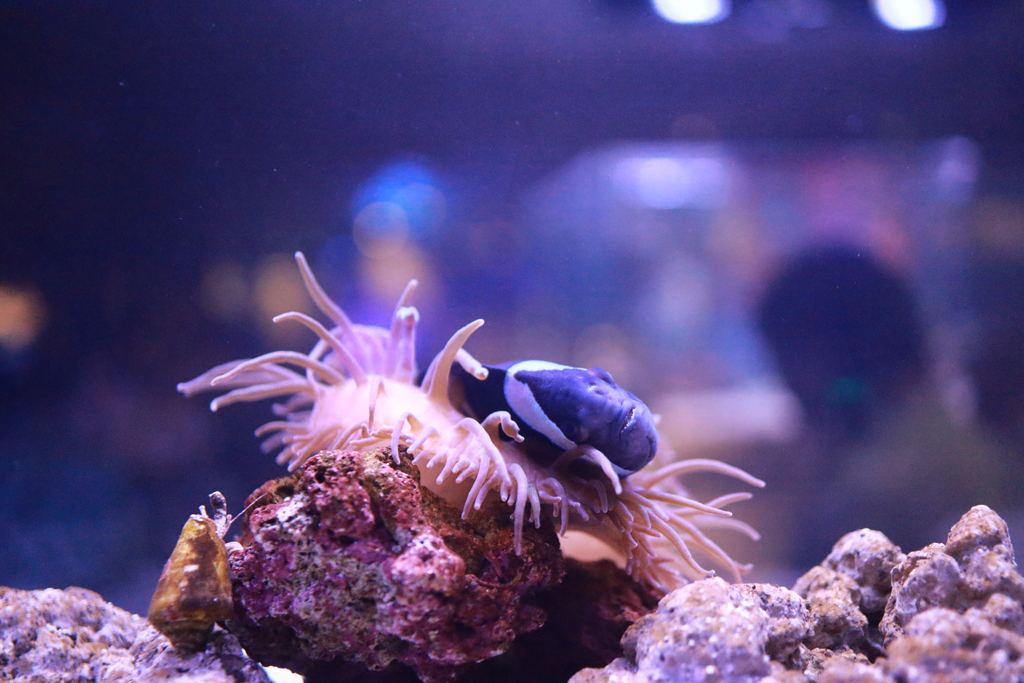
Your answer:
179;252;763;591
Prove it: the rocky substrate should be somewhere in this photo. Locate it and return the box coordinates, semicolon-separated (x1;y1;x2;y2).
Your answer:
0;586;269;683
6;457;1024;683
572;505;1024;683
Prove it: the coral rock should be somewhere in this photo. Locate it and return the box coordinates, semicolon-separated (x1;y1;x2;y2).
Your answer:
878;544;964;641
0;586;143;682
570;578;810;683
880;504;1024;642
104;624;271;683
819;529;905;616
737;584;814;665
573;506;1024;683
787;530;902;665
0;586;268;683
884;606;1024;682
793;566;871;653
228;448;565;682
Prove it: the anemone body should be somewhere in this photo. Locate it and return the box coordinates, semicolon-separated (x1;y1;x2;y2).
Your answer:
179;252;764;591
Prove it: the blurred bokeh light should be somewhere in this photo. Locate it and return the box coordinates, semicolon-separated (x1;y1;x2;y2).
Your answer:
0;285;45;356
351;160;446;245
613;155;730;210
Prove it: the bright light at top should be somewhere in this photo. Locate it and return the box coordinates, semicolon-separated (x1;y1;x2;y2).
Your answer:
871;0;945;30
652;0;730;25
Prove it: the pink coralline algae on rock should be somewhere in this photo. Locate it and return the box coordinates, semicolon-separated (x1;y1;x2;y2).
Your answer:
227;447;567;682
571;505;1024;683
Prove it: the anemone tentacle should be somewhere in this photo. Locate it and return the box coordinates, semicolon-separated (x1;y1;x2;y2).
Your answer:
273;311;368;384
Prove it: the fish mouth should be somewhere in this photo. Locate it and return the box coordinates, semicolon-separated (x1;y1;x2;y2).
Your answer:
619;406;637;436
